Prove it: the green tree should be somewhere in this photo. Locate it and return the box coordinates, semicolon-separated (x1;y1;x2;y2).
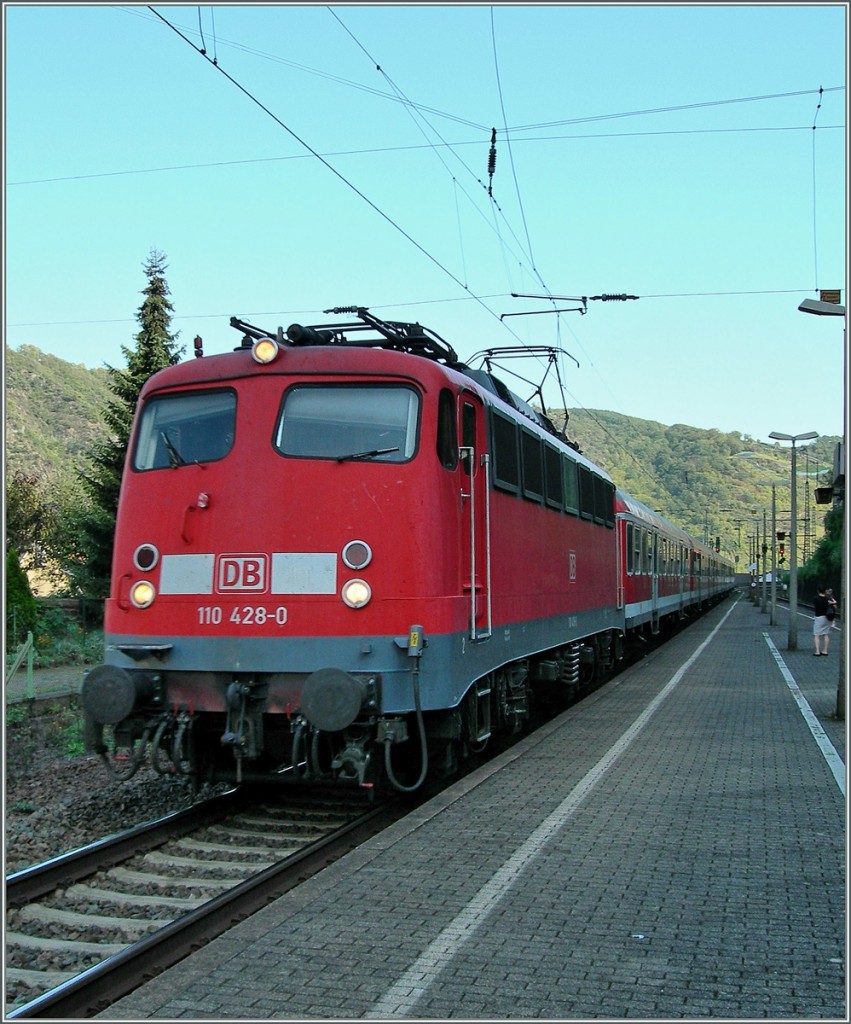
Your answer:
5;470;46;559
72;249;183;596
798;503;843;599
6;548;38;645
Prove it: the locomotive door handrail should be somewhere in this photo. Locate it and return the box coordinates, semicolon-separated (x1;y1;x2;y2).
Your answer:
460;446;492;641
481;453;492;639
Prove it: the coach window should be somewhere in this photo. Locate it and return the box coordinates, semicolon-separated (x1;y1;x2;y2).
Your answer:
604;481;615;527
133;389;237;471
436;390;458;470
578;466;595;520
543;444;563;510
275;384;419;462
563;457;579;515
592;475;608;525
634;526;644;574
626;522;634;575
491;409;520;493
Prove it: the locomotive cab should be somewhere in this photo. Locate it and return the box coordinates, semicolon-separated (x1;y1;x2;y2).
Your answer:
83;315;490;791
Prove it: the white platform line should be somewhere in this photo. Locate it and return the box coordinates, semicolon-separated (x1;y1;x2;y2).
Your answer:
365;602;739;1019
762;633;846;796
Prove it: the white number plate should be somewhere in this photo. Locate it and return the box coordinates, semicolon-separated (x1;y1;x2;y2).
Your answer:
197;605;288;626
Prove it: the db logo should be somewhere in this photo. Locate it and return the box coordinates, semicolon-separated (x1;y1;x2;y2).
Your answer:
215;554;268;593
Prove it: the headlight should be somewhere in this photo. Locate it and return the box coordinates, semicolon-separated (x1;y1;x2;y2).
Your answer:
252;337;279;364
341;579;371;609
130;581;156;608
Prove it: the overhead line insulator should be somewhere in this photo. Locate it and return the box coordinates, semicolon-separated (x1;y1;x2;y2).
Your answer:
487;128;497;197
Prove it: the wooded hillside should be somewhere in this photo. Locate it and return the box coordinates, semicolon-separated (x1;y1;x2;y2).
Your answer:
5;343;839;569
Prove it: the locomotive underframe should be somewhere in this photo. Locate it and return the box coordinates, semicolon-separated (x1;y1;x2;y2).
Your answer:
84;581;731;791
84;615;637;791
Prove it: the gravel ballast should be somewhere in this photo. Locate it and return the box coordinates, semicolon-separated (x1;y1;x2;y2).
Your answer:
5;697;209;875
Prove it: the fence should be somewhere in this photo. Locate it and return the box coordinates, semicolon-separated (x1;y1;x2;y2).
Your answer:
37;596;104;629
5;631;34;701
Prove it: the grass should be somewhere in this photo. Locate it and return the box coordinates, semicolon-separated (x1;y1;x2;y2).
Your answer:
6;608;98;758
6;700;88;762
6;606;103;671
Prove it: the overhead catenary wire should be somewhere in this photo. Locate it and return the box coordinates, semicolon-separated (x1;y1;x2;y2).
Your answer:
490;8;543;287
811;85;823;291
7;288;819;329
325;7;553;321
9;124;842;188
145;5;526;345
13;9;838;464
112;10;850;136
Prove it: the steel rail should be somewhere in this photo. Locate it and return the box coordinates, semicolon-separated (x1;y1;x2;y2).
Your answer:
6;788;245;905
7;797;404;1019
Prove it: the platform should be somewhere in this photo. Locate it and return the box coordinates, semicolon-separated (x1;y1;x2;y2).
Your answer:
102;594;846;1020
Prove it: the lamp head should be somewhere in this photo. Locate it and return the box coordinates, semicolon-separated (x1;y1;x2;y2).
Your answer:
769;430;819;443
798;298;846;317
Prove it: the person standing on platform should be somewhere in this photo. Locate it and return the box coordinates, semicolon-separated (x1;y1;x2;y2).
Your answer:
812;585;832;656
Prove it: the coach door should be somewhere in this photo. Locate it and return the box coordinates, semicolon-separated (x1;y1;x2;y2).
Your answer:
650;530;660;634
459;393;492;641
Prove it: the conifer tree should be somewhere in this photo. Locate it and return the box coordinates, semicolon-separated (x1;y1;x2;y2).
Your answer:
6;548;38;645
71;249;183;596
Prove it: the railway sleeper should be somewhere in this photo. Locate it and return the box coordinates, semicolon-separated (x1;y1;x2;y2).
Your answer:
64;883;205;910
5;931;126;956
15;904;163;942
106;866;243;890
140;849;274;874
173;836;292;857
5;968;75;991
202;823;329;843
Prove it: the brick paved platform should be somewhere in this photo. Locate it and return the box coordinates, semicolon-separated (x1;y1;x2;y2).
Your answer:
103;594;845;1020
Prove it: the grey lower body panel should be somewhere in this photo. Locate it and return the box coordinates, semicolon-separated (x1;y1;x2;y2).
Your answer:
105;604;623;715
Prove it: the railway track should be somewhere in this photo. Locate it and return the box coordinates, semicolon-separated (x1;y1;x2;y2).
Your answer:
5;786;404;1019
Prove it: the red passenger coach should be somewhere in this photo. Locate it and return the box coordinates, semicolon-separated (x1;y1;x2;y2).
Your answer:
83;307;734;792
615;492;733;637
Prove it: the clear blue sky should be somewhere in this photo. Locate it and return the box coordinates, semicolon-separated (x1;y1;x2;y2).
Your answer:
4;3;848;446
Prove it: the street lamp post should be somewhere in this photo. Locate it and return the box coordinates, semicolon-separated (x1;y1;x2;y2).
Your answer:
769;430;819;650
798;295;845;718
771;484;777;626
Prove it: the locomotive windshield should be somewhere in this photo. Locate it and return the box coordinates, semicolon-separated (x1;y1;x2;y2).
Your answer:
275;385;419;462
132;389;237;470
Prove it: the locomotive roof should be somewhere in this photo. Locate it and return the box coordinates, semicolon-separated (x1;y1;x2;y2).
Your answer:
144;306;583;452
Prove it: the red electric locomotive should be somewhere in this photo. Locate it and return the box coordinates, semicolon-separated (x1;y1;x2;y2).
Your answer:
82;307;734;792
